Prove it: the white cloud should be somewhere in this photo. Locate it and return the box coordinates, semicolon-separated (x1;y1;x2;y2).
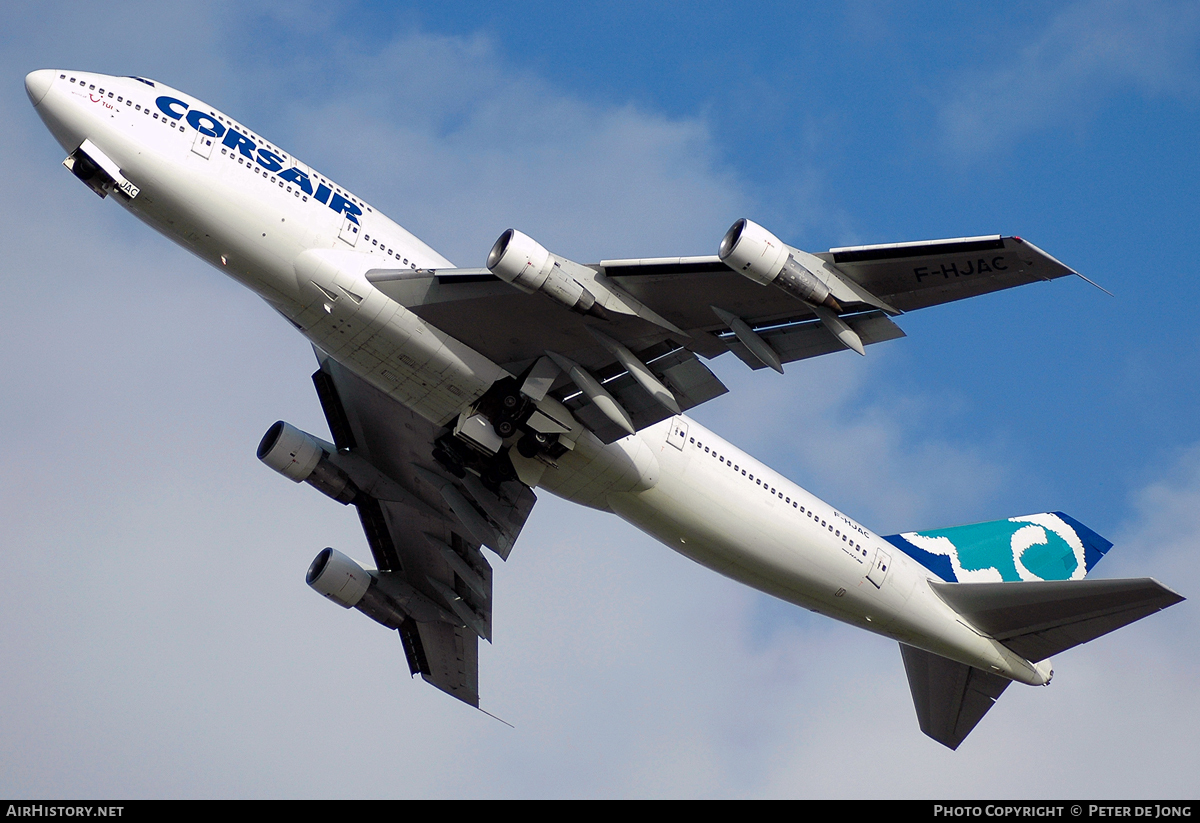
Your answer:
271;30;748;263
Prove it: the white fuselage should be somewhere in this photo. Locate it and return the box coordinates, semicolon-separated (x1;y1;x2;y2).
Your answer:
30;70;1048;687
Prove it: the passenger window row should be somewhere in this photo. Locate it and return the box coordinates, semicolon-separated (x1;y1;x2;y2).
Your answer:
687;435;868;556
63;77;416;266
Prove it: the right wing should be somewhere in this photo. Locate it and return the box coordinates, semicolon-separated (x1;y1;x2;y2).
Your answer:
600;234;1076;328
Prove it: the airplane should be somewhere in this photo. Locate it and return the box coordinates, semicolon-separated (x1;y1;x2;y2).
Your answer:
25;68;1184;750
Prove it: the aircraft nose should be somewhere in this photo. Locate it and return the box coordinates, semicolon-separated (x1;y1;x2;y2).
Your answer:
25;69;54;107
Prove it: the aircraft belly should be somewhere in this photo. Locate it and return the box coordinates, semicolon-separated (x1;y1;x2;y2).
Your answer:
112;138;505;430
609;463;858;612
537;426;662;510
588;419;1041;683
129;162;300;299
67;109;311;311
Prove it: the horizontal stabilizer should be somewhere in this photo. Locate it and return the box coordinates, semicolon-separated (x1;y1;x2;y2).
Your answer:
931;578;1185;662
900;644;1010;750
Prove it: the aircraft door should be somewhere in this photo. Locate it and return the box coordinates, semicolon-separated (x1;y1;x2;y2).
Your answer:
667;418;688;450
191;129;215;159
866;547;892;588
339;216;360;247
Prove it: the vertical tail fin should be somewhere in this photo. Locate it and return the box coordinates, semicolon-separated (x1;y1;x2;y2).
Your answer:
884;511;1112;583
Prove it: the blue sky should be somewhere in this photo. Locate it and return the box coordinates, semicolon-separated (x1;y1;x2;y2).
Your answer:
2;0;1198;798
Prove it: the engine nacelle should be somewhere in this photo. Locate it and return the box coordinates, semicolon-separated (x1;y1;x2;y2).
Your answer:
306;547;372;608
306;548;453;631
257;421;359;504
718;218;841;311
487;229;602;317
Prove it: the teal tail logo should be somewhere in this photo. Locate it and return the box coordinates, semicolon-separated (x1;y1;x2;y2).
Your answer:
883;512;1113;583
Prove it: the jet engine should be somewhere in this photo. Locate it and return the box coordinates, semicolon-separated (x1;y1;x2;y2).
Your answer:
307;547;409;630
257;421;359;504
306;546;372;608
487;229;605;317
306;547;455;630
718;218;842;311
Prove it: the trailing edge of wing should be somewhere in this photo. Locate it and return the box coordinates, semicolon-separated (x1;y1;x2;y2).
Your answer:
719;310;905;371
556;340;728;444
396;617;479;706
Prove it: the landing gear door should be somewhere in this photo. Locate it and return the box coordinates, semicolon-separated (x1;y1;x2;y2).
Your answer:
667;417;688;450
866;547;891;589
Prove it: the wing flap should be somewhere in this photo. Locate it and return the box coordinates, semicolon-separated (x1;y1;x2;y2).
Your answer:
557;343;727;444
413;621;480;706
603;256;811;333
723;310;905;370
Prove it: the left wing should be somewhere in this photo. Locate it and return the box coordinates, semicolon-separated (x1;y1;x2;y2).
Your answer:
286;353;537;705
